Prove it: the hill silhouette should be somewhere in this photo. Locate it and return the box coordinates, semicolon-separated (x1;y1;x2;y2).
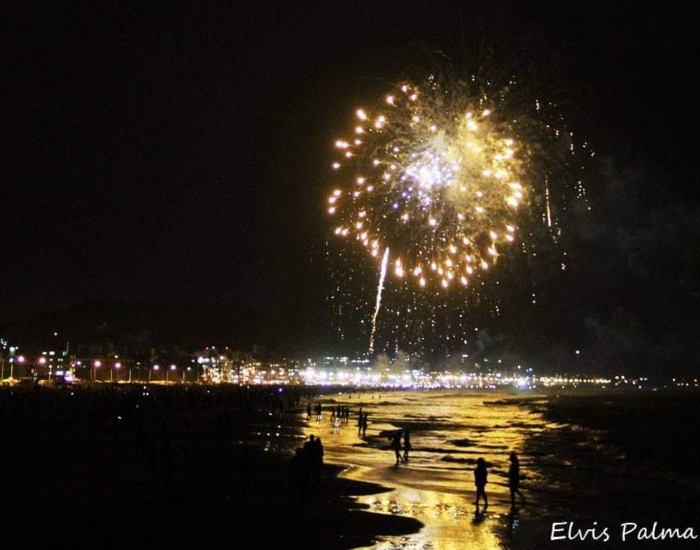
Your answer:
0;299;272;353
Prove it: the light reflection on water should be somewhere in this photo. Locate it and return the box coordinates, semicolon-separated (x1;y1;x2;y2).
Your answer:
297;389;562;549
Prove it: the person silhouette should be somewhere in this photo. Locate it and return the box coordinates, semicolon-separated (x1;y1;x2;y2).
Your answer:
508;451;525;507
474;457;488;510
402;428;411;462
303;434;315;472
289;447;308;503
390;430;404;464
310;436;324;488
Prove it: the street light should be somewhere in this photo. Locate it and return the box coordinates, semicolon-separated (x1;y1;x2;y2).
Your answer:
37;356;47;383
149;364;159;383
113;362;121;382
167;364;177;383
14;355;25;380
93;360;101;382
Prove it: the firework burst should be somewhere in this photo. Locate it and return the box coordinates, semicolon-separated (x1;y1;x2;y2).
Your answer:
327;71;592;355
328;76;528;290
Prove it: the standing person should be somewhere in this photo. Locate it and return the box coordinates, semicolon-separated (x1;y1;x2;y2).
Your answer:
402;428;411;463
357;408;364;435
289;447;308;503
303;434;316;468
361;412;368;437
508;451;525;506
390;430;404;464
474;457;488;510
310;436;324;488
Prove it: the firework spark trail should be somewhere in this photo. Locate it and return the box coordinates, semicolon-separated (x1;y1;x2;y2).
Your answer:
369;247;390;353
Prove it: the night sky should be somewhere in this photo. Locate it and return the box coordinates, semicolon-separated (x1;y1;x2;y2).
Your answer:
2;2;699;373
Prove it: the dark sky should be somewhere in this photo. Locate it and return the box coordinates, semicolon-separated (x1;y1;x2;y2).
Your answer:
2;2;699;369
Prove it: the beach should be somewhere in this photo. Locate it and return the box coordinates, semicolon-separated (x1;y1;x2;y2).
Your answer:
1;384;698;549
0;384;422;549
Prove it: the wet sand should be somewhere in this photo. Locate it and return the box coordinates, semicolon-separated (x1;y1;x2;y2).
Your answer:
300;389;541;549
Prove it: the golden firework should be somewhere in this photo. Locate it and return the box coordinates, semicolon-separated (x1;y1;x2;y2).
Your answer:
329;79;526;289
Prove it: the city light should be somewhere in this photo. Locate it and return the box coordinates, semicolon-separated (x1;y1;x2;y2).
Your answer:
0;337;695;390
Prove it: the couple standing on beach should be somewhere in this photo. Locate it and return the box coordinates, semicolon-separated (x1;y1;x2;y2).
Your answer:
390;428;411;464
357;409;369;437
474;451;524;511
289;434;325;502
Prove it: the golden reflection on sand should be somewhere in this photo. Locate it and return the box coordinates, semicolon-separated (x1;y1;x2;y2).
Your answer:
301;389;550;549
